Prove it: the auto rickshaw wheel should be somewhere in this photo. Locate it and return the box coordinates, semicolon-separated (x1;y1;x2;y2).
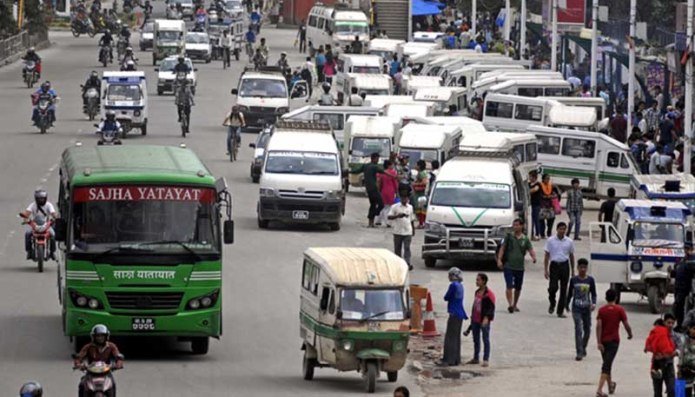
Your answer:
364;361;377;393
647;284;664;314
387;371;398;382
302;350;316;380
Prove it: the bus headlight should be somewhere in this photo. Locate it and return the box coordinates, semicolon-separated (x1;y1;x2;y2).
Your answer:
341;339;354;351
76;296;88;307
133;110;141;117
187;290;219;310
88;298;100;309
69;289;102;309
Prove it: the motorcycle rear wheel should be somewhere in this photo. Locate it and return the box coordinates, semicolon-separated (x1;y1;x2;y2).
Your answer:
72;28;80;38
36;245;44;273
39;122;47;134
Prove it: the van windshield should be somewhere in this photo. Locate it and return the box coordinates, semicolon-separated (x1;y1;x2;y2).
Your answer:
352;66;381;74
265;151;338;175
632;222;684;247
158;31;181;42
239;78;287;98
431;181;511;209
106;84;142;101
399;148;438;168
351;137;391;157
341;289;405;321
335;22;368;35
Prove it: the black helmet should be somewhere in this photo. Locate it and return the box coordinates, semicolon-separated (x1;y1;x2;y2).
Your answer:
28;47;35;54
34;189;47;206
40;82;50;92
90;70;98;78
322;82;331;92
19;382;42;397
177;55;185;62
105;110;116;121
90;324;110;343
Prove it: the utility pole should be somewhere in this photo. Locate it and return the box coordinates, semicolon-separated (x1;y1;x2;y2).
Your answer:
471;0;477;37
520;0;527;59
686;0;694;174
590;0;598;96
627;0;636;139
551;0;558;71
504;0;511;42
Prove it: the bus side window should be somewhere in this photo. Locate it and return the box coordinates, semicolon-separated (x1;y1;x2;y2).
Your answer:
485;101;512;118
518;87;543;97
458;76;466;87
302;260;313;291
317;18;325;31
310;265;320;296
513;144;524;163
328;289;336;314
537;134;560;155
308;15;317;27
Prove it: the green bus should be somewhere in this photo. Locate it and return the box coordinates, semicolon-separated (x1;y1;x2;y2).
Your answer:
54;144;234;354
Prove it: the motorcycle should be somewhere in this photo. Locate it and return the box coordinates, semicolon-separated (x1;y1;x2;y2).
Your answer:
22;217;53;273
32;94;55;134
99;45;112;67
23;60;39;88
94;123;122;145
71;17;96;38
83;87;100;121
116;38;128;60
73;359;122;397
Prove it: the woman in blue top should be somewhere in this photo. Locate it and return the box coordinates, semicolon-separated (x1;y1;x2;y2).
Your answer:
439;267;468;366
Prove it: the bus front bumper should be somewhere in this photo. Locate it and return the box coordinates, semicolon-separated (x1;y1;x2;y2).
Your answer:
65;308;221;337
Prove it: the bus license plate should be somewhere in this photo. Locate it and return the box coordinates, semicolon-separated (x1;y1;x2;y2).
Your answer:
459;238;474;248
132;318;156;331
292;210;309;220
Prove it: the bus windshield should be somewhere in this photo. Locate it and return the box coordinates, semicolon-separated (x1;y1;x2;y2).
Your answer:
431;181;511;209
340;289;405;321
239;78;287;98
70;186;219;254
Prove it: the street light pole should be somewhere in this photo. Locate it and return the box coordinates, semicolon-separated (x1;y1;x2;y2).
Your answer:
471;0;477;37
590;0;598;96
504;0;511;42
520;0;527;59
551;0;558;71
686;0;694;174
627;0;636;139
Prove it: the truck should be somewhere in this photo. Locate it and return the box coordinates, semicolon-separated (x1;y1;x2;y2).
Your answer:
54;144;235;354
153;19;186;65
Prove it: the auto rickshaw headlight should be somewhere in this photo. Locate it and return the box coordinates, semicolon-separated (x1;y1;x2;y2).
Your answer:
393;340;406;352
341;340;354;351
630;260;643;273
133;110;141;117
654;261;664;269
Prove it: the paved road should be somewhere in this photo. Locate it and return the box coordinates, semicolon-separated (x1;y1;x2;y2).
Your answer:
0;26;425;396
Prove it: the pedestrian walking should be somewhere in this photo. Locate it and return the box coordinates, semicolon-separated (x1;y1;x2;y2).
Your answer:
496;218;537;313
539;174;560;238
300;57;313;98
528;171;541;241
438;267;468;366
463;273;495;367
349;153;383;227
387;192;415;270
679;324;695;396
566;178;584;241
315;47;325;83
595;289;633;397
568;258;597;361
412;159;429;228
544;222;576;318
610;109;628;143
645;314;677;397
323;55;336;85
598;188;617;223
377;159;398;226
393;386;409;397
672;244;695;328
296;19;307;53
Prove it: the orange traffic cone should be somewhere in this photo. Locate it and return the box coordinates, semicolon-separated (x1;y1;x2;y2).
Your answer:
421;292;440;337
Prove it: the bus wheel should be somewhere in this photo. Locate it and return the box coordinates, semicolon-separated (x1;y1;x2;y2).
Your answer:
191;337;209;355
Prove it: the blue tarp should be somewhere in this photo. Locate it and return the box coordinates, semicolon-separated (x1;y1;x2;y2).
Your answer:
411;0;443;16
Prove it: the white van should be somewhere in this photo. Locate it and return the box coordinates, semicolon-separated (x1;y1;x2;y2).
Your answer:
446;63;527;88
483;94;597;132
232;67;308;130
397;124;462;168
413;87;467;115
333;73;392;100
526;125;638;198
413;31;445;43
282;105;380;143
363;95;420;110
469;71;563;104
458;132;538;178
344;116;401;188
306;5;369;52
257;120;345;231
153;19;186;65
337;54;383;74
422;157;527;267
537;96;609;130
409;116;488;134
401;75;443;96
368;38;405;61
488;79;572;98
384;102;435;118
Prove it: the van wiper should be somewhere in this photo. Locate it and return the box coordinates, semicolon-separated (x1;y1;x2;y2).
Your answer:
133;240;203;261
359;310;392;323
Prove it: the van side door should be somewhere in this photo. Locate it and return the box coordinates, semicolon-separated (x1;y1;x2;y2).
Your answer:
300;260;320;350
318;285;337;363
589;222;627;284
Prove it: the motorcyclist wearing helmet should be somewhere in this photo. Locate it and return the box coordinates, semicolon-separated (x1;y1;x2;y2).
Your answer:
120;47;137;70
173;55;191;75
119;25;131;45
98;31;114;62
319;82;334;105
31;82;58;125
19;189;57;260
74;324;124;397
19;382;43;397
98;111;123;143
82;71;101;108
22;47;42;79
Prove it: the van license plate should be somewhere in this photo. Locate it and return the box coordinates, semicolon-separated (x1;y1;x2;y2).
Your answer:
132;318;155;331
293;210;309;220
459;238;474;248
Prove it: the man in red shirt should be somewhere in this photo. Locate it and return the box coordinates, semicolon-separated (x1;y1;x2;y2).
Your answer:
595;289;632;397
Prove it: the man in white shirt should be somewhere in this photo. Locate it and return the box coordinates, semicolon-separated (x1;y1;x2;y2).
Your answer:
544;222;575;318
19;189;58;260
388;192;415;270
348;87;363;106
649;144;672;174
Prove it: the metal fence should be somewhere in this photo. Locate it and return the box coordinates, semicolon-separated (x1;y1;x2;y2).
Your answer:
0;29;48;63
598;20;675;48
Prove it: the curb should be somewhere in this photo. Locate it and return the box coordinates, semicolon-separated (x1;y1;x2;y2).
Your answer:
0;39;51;68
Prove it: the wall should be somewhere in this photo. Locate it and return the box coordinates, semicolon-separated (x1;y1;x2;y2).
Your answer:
281;0;337;26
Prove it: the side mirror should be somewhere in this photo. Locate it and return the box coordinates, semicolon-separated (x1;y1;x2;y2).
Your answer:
54;218;67;242
249;143;256;148
154;68;159;72
231;88;238;95
223;220;234;244
348;149;353;155
405;309;412;319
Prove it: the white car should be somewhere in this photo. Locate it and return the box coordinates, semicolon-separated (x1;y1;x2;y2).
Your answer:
165;0;194;19
185;32;212;63
139;20;154;51
155;56;197;95
223;0;244;17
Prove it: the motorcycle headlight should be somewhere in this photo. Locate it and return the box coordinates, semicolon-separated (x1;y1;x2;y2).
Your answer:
425;221;444;234
276;107;289;115
259;188;275;197
341;339;354;351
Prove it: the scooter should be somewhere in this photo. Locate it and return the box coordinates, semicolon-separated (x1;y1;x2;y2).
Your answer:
94;123;122;145
71;17;96;38
22;217;53;273
83;87;100;121
73;359;121;397
23;60;39;88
